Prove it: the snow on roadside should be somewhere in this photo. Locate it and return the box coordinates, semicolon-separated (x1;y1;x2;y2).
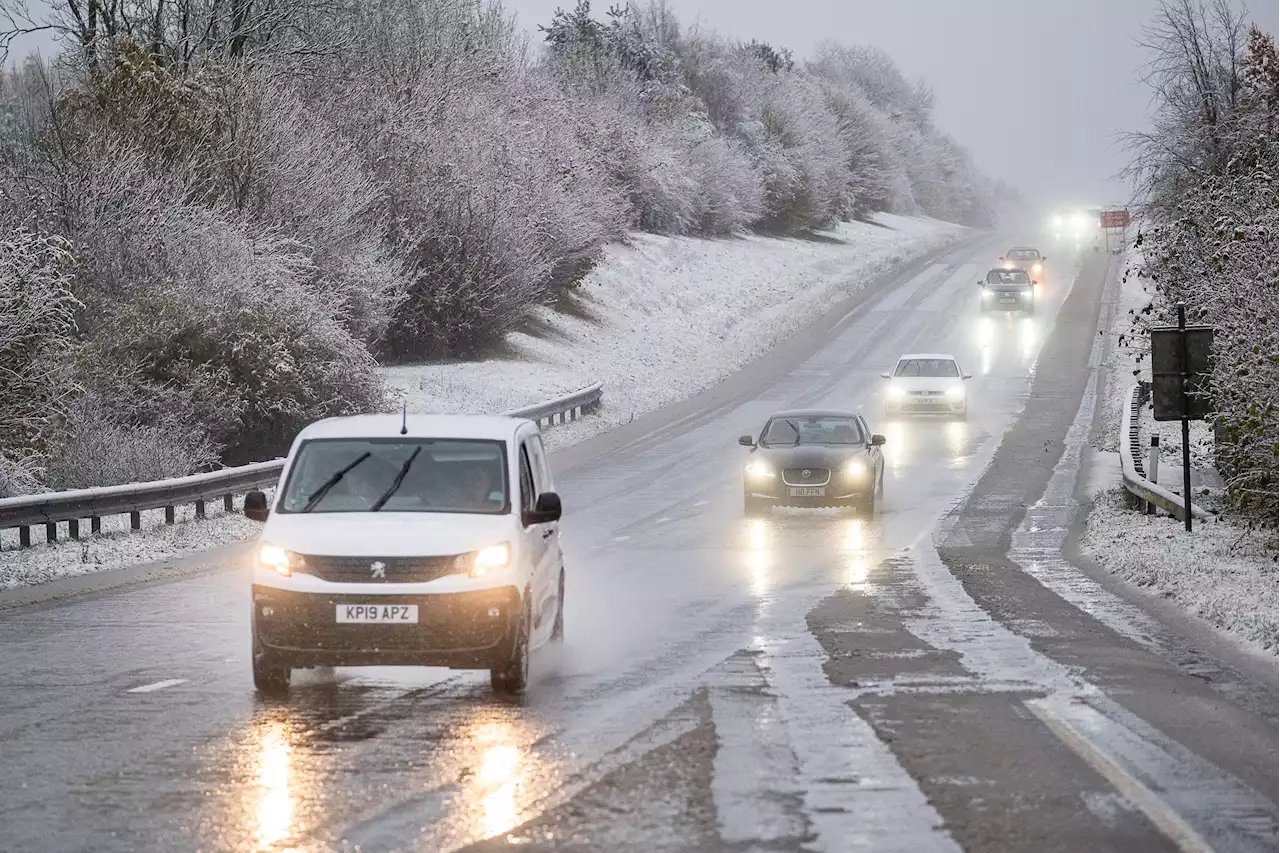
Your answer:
2;215;963;590
385;214;966;450
1080;489;1278;652
1082;244;1277;654
0;493;269;591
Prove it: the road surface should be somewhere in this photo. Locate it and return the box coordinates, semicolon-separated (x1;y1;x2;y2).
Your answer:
1;235;1275;853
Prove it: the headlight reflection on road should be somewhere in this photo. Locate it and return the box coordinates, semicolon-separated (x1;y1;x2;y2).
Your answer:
884;422;905;474
840;519;865;553
745;519;772;597
841;520;873;590
471;722;525;840
254;721;294;851
945;421;968;469
1019;317;1038;361
975;316;996;375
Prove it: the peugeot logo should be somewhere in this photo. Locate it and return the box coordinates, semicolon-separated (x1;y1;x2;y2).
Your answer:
802;469;811;479
370;561;387;579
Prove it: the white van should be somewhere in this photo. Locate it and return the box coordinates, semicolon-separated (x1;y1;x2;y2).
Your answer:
242;414;564;695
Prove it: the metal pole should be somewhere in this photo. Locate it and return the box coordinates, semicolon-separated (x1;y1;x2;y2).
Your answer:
1148;435;1160;515
1177;302;1193;532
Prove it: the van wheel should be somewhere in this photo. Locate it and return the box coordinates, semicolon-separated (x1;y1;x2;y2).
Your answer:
551;571;565;643
252;633;291;696
491;598;531;694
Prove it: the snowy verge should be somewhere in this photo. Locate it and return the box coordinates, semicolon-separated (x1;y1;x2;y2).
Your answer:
0;493;269;591
1079;489;1277;653
385;214;967;450
1082;245;1276;654
1;215;964;590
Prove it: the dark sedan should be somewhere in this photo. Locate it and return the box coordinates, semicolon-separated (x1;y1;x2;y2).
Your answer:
738;410;886;517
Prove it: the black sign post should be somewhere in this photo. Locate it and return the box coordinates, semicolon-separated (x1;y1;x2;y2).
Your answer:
1149;302;1214;531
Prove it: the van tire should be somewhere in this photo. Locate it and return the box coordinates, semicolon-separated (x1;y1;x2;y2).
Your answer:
252;634;291;696
491;597;531;694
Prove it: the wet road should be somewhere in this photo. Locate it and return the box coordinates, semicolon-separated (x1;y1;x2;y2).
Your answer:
1;236;1275;853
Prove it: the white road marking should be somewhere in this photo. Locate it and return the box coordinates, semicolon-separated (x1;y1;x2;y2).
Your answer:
1025;699;1217;853
693;500;708;507
655;517;672;524
917;263;979;312
611;535;631;543
873;264;947;312
126;679;187;694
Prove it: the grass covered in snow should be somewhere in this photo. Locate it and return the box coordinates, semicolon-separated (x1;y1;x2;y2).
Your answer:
0;493;268;590
385;214;965;449
3;216;962;589
1084;245;1276;654
1081;489;1278;653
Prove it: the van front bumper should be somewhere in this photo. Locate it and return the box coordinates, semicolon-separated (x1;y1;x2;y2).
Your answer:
252;584;521;668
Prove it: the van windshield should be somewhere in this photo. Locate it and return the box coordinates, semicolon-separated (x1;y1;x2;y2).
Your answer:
277;438;509;514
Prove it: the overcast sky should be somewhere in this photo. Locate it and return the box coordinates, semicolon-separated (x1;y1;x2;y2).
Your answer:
9;0;1279;208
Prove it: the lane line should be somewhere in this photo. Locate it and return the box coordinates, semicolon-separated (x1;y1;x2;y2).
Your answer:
1025;699;1217;853
126;679;187;694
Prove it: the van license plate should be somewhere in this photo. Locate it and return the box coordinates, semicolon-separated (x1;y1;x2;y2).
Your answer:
336;604;419;624
788;487;825;497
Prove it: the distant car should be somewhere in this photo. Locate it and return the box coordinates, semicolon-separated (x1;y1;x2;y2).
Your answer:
999;247;1046;277
979;267;1036;314
243;413;565;695
739;410;885;517
881;353;971;419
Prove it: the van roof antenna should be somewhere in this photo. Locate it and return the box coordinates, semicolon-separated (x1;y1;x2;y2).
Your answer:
400;400;408;435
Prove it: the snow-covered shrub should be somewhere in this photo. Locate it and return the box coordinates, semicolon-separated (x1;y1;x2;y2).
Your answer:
41;395;221;490
83;206;386;465
0;229;80;470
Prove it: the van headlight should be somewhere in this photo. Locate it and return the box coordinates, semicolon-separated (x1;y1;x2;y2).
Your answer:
257;543;296;577
470;542;512;578
744;459;775;479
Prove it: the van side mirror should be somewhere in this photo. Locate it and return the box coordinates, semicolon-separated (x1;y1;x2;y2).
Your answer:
738;435;755;447
244;490;270;522
525;491;562;525
870;434;886;447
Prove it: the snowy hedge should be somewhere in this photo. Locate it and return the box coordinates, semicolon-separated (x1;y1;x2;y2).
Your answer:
0;0;1002;491
1126;6;1278;528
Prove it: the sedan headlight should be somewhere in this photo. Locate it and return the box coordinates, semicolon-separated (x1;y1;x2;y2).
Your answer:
470;542;512;578
257;543;296;577
887;384;905;399
946;385;965;400
744;459;775;479
843;458;870;478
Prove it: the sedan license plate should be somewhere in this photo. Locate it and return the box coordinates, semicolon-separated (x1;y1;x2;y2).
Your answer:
336;604;419;624
788;486;825;497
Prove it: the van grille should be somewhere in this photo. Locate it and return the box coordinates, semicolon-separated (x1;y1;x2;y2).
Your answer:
297;554;467;583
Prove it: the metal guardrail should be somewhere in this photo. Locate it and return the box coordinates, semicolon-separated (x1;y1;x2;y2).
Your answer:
0;383;603;548
1119;384;1211;523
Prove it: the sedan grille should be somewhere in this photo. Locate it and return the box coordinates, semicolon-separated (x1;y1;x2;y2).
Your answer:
297;554;466;583
782;467;831;486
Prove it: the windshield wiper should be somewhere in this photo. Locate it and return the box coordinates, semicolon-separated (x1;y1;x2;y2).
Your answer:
785;419;802;446
371;447;421;512
301;452;371;513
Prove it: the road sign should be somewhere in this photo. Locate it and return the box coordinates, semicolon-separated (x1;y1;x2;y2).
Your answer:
1100;209;1130;228
1149;302;1213;532
1150;325;1213;421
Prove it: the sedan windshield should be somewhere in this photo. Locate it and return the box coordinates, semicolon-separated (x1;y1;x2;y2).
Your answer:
1007;249;1040;260
277;438;509;514
987;269;1031;284
761;416;864;446
895;358;960;378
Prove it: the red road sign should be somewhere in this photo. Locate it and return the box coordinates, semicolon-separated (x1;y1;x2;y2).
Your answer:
1100;209;1130;228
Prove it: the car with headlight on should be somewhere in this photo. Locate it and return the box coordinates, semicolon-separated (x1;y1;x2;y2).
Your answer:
979;267;1036;314
881;353;972;419
242;414;565;696
999;247;1046;277
739;410;885;517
